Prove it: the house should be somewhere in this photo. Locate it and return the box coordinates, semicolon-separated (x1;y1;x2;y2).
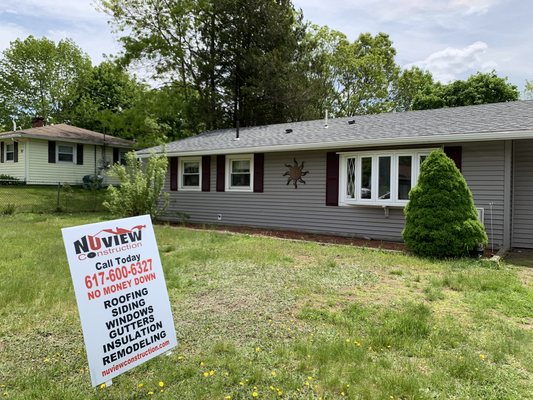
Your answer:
137;100;533;250
0;118;134;185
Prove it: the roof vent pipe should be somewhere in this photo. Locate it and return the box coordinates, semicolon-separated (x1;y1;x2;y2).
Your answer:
12;119;16;131
234;98;240;141
324;110;329;128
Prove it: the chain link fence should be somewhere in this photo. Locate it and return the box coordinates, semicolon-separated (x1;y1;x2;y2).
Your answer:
0;179;108;214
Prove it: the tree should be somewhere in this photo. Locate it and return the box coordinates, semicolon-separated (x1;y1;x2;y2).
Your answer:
525;80;533;99
100;0;310;129
330;32;399;115
412;71;518;110
402;149;487;258
0;36;92;130
392;66;434;111
103;151;169;219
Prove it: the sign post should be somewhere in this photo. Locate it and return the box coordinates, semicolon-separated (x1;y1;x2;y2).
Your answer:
62;215;177;387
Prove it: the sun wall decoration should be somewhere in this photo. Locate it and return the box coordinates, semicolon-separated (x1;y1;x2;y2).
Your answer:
283;158;309;188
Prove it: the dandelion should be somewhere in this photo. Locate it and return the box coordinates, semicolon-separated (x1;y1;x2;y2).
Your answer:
307;376;313;381
225;396;232;399
304;381;310;387
224;372;229;376
99;383;106;389
271;371;277;377
159;381;165;388
270;386;275;391
479;354;486;360
148;391;154;395
345;339;350;343
138;383;144;388
277;389;283;396
252;391;259;397
200;361;205;366
3;392;7;397
209;370;215;376
178;356;184;360
203;372;209;377
255;347;261;353
44;358;50;363
341;391;345;396
239;381;245;386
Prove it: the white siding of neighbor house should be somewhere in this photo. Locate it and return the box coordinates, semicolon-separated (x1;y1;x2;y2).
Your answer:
25;139;120;185
0;140;26;180
512;139;533;248
161;141;506;249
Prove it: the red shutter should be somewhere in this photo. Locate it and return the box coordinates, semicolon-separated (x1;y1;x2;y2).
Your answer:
216;155;225;192
443;146;462;172
202;155;211;192
253;153;264;193
326;152;339;206
169;157;178;191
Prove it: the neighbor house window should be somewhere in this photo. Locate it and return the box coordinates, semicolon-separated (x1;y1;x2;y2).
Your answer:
119;150;129;165
339;149;435;206
226;154;254;191
179;157;201;190
5;144;14;161
57;144;75;163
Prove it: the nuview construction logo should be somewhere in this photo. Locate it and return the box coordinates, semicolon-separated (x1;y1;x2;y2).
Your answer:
73;225;146;260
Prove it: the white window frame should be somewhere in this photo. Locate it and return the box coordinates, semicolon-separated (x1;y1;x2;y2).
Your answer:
57;143;76;164
338;148;437;207
178;156;202;191
5;143;15;162
226;154;254;192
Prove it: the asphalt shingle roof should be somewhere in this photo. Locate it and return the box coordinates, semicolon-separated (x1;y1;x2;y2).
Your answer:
138;100;533;156
0;123;134;148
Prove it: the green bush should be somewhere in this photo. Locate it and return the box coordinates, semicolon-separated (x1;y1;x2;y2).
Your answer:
402;149;487;258
103;151;168;219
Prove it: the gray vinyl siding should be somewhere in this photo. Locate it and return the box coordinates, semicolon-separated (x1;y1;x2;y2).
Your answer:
461;141;505;250
512;139;533;248
162;142;506;248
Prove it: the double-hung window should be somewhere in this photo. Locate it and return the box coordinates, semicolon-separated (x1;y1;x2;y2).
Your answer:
339;149;434;206
226;154;254;191
179;157;201;190
5;144;14;161
57;144;74;163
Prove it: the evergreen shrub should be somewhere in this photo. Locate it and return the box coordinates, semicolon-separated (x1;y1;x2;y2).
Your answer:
402;149;487;258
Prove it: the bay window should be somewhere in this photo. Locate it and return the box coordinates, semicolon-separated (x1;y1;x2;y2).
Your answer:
339;149;435;206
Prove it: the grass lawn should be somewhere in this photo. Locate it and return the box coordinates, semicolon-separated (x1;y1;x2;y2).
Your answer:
0;213;532;399
0;186;107;214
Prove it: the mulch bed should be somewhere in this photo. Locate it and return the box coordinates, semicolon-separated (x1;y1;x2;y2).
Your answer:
167;222;407;252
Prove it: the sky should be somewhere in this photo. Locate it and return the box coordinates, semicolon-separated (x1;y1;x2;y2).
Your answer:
0;0;531;93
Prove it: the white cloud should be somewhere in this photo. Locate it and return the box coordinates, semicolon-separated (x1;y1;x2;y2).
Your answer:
0;0;102;23
0;0;120;64
407;41;495;82
0;23;32;52
295;0;503;22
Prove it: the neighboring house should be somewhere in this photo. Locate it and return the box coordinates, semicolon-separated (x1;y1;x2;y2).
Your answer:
0;118;134;185
137;100;533;250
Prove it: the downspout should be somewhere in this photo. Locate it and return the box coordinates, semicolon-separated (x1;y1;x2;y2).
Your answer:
499;140;513;255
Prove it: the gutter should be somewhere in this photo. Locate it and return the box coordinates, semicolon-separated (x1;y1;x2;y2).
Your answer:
0;133;133;148
136;129;533;158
